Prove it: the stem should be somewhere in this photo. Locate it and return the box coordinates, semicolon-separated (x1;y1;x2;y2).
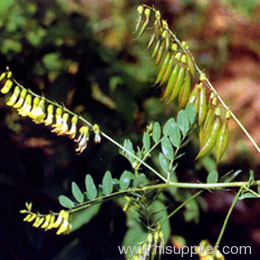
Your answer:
214;186;244;254
243;186;260;198
159;190;203;226
136;138;162;171
70;180;260;214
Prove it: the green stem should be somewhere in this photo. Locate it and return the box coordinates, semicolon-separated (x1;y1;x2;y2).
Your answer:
213;186;244;253
136;138;162;171
70;181;259;213
159;190;203;226
243;186;260;198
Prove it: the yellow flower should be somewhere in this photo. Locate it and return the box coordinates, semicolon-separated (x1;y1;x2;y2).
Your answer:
52;113;69;135
13;89;27;109
75;126;89;153
6;86;20;106
32;100;46;124
1;79;13;94
18;94;32;117
44;104;54;126
67;115;78;139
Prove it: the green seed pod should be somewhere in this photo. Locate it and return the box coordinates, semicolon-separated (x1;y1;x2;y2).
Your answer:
162;30;170;50
136;8;151;38
135;5;144;33
160;55;175;85
178;73;191;109
168;64;186;102
198;85;207;126
6;86;20;106
13;88;27;108
1;79;13;94
215;120;229;163
154;52;171;85
152;39;161;58
186;52;195;77
147;33;155;50
162;62;180;99
199;107;214;145
196;117;221;160
155;43;164;65
188;82;201;109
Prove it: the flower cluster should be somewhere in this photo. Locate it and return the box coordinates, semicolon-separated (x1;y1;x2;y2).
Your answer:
20;203;72;235
0;70;101;153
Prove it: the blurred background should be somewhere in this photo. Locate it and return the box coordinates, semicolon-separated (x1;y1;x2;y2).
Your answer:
0;0;260;259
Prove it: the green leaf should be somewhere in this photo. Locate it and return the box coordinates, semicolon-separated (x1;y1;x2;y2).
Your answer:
0;0;14;13
257;182;260;194
159;152;170;173
122;224;148;258
207;170;219;184
58;195;75;209
102;171;113;195
177;110;189;135
150;200;171;242
85;175;97;200
163;118;176;136
152;122;161;143
42;52;62;70
219;170;242;183
161;136;174;160
119;171;134;190
71;203;101;232
185;103;196;125
122;139;135;164
249;170;255;186
239;192;259;200
133;173;146;188
169;125;181;148
183;194;199;223
71;182;84;203
142;132;150;153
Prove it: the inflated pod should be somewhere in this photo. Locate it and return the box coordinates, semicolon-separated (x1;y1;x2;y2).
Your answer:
168;62;186;102
160;50;178;85
178;73;191;109
188;82;201;113
199;106;214;145
198;85;207;126
162;62;180;99
215;118;229;163
186;52;195;78
154;52;171;85
155;43;164;65
152;39;161;58
195;116;221;160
